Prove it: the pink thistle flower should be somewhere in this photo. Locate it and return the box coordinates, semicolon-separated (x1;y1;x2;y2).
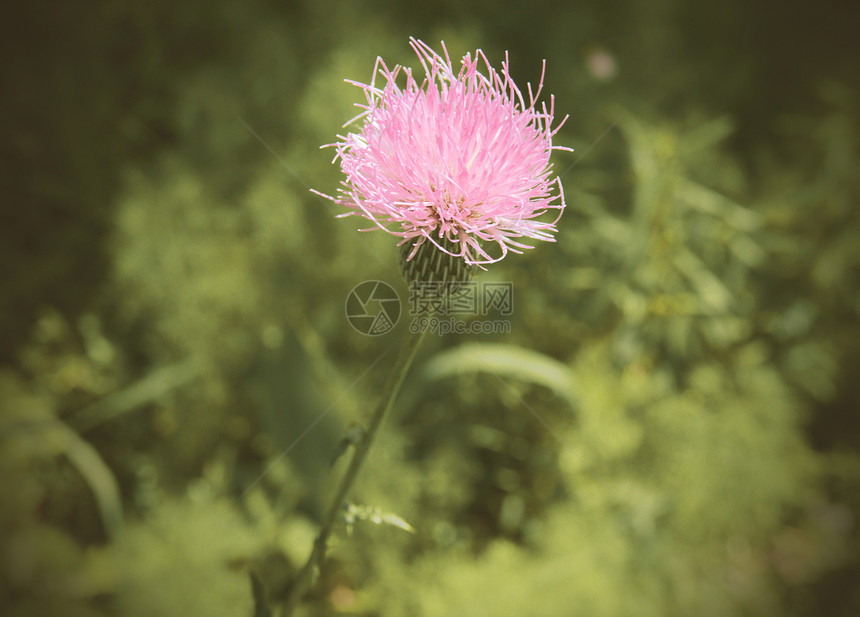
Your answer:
317;38;571;266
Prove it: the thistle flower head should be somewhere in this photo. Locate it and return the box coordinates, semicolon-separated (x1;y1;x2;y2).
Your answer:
319;38;570;266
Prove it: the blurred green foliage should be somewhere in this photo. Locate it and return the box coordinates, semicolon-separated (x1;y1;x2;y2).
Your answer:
2;1;859;616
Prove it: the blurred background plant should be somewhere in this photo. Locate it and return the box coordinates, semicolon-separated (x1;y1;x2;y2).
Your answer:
2;0;859;615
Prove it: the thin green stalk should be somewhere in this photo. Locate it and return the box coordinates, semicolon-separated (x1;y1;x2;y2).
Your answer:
281;329;427;616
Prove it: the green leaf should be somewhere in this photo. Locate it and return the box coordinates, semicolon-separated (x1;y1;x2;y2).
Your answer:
343;504;416;536
423;343;577;407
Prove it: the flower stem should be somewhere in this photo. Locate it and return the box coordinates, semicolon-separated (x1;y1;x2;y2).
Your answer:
281;329;427;615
